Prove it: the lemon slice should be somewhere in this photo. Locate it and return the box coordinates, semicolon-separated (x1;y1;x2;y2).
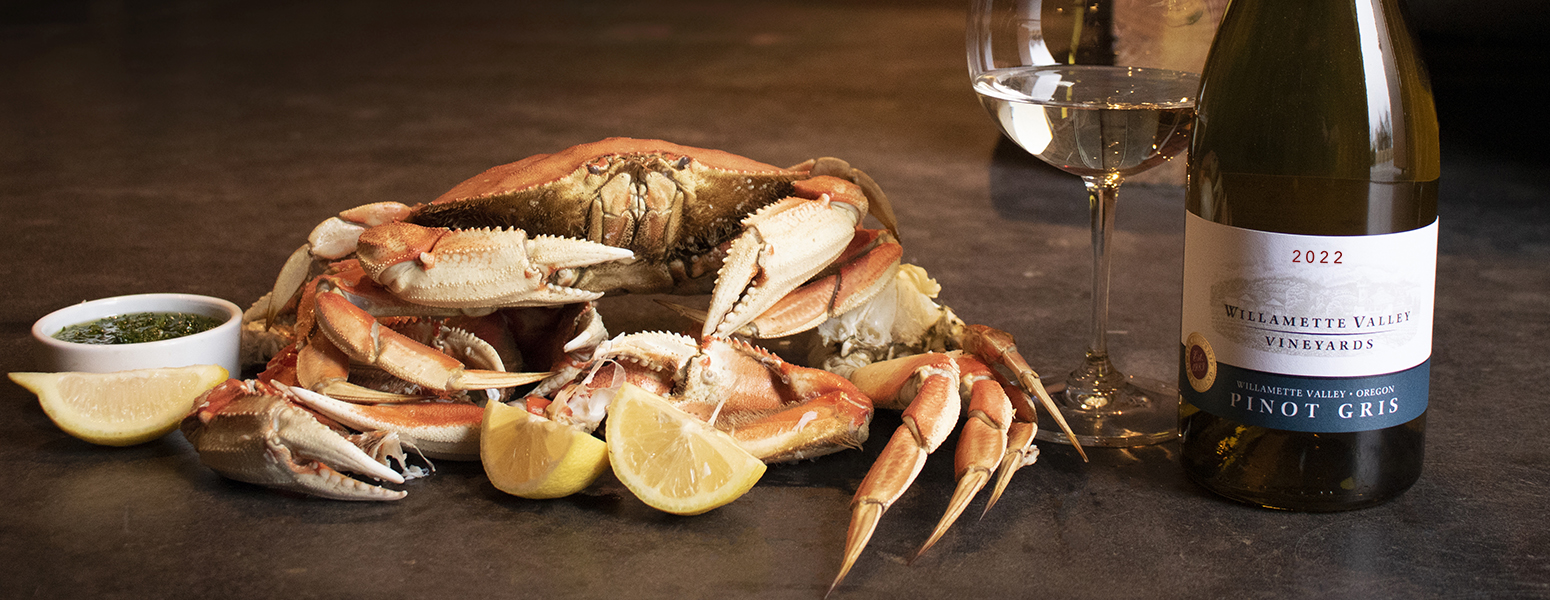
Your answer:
606;384;767;515
481;399;609;499
9;365;229;446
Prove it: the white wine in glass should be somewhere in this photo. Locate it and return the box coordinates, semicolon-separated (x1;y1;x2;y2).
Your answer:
974;66;1196;179
969;0;1214;447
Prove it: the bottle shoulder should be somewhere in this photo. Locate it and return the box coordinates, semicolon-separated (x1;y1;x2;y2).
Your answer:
1191;0;1439;183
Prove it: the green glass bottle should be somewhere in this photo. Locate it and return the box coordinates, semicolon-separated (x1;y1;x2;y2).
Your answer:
1179;0;1439;511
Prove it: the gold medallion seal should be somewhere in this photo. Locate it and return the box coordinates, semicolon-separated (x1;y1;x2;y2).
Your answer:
1184;331;1217;393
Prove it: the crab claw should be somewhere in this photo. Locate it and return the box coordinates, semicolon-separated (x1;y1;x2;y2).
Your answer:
181;380;424;501
790;157;899;243
704;176;867;338
356;222;634;309
259;202;418;328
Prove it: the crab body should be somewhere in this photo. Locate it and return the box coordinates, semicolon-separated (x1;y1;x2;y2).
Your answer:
408;139;809;285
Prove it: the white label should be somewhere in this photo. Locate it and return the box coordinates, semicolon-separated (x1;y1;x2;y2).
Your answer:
1181;213;1437;378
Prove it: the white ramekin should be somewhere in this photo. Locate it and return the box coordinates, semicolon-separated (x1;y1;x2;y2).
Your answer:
31;293;243;376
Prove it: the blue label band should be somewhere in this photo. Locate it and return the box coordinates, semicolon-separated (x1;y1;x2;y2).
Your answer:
1180;350;1429;433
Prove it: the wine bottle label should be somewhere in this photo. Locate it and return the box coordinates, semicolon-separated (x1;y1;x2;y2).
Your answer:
1180;213;1437;433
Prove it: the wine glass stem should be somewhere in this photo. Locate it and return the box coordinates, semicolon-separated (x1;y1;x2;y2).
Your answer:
1068;173;1127;409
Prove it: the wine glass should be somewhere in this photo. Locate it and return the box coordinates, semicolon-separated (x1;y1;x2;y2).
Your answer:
968;0;1216;447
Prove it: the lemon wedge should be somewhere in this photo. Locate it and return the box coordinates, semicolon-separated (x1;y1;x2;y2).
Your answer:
606;384;766;515
481;398;609;499
9;365;229;446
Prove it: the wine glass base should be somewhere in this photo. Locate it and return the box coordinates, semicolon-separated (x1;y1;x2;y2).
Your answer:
1033;375;1180;448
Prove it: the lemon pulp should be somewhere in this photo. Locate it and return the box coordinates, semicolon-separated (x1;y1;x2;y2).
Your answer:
605;384;766;515
481;399;609;499
9;365;229;446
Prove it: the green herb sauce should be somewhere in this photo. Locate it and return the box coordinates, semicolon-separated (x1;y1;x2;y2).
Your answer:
53;311;225;345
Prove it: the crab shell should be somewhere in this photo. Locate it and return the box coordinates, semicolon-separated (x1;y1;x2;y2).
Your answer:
400;137;854;296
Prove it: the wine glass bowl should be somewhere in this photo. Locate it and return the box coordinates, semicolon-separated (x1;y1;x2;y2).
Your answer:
968;0;1216;447
972;65;1198;180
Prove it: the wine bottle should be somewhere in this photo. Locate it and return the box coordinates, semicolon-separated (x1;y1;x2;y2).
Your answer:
1178;0;1439;511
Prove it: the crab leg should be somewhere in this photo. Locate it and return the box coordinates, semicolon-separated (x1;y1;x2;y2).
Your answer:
705;176;868;338
989;413;1039;514
705;351;875;463
723;391;873;463
828;352;962;596
313;291;550;392
289;386;484;460
913;356;1026;560
297;333;431;404
960;324;1087;462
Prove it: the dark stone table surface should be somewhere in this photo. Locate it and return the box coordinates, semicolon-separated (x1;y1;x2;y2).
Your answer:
2;2;1545;598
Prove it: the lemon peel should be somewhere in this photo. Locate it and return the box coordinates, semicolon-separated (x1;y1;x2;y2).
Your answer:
606;384;766;515
481;399;609;499
9;365;228;446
